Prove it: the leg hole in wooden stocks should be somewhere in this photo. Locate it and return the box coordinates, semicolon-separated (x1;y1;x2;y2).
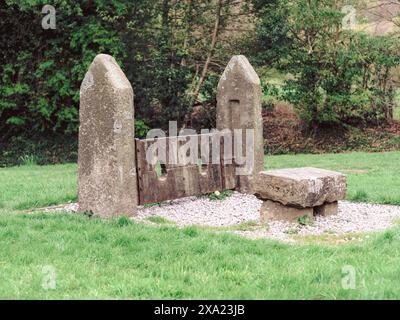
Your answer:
229;100;240;108
155;161;168;180
197;159;208;176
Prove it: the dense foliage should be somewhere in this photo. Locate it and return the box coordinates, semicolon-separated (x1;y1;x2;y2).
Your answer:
1;0;241;142
2;0;400;166
1;1;126;139
252;0;400;128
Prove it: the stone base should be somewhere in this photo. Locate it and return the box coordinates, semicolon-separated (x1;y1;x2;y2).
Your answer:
260;200;313;223
314;202;339;217
254;167;347;208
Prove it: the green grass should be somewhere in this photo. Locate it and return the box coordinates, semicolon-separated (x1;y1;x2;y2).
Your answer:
1;212;400;299
266;151;400;205
146;215;175;225
258;67;288;88
1;152;400;298
394;107;400;121
0;164;77;210
394;90;400;121
2;151;400;211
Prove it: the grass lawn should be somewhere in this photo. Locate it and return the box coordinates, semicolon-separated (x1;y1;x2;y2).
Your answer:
266;151;400;205
1;151;400;299
1;151;400;211
1;212;400;299
395;107;400;121
394;91;400;121
0;163;76;210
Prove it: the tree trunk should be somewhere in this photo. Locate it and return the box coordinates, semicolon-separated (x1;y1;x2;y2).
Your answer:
191;0;224;104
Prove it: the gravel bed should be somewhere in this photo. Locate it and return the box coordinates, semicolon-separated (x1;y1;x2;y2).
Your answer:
42;192;400;243
234;200;400;243
136;192;261;227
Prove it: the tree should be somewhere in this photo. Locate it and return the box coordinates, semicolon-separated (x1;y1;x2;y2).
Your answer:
251;0;400;127
0;0;249;140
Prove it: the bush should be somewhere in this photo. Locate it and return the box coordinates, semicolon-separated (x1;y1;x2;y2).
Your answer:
0;1;132;139
251;0;400;128
0;0;234;145
0;135;78;167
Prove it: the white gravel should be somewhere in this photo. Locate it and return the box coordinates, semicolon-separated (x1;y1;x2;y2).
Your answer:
235;201;400;243
42;192;400;243
136;192;260;227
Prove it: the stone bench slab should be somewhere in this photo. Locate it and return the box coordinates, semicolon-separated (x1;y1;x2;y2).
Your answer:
254;167;347;208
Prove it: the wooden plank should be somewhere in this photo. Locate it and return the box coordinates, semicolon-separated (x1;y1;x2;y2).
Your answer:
136;133;221;170
136;132;226;205
220;133;237;190
138;164;223;204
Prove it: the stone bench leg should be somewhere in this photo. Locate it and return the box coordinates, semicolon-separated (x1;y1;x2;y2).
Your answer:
260;200;339;223
260;200;314;223
314;202;339;217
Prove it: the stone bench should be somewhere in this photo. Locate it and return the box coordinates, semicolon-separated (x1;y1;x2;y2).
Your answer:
254;167;347;223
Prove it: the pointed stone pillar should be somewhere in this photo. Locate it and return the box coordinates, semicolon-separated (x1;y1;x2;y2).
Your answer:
78;54;138;218
217;55;264;193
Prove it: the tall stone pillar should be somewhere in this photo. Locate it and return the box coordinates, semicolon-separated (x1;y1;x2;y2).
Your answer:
216;55;264;193
78;54;138;218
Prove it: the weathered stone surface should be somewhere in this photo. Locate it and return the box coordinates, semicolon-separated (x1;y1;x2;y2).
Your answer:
314;202;339;217
260;200;313;223
216;55;263;194
78;54;137;218
255;167;347;208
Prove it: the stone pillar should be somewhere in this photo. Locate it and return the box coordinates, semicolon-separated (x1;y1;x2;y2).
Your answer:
78;54;138;218
216;55;264;193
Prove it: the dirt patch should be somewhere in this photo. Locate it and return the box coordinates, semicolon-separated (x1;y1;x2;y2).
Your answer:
362;1;400;36
263;108;400;155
